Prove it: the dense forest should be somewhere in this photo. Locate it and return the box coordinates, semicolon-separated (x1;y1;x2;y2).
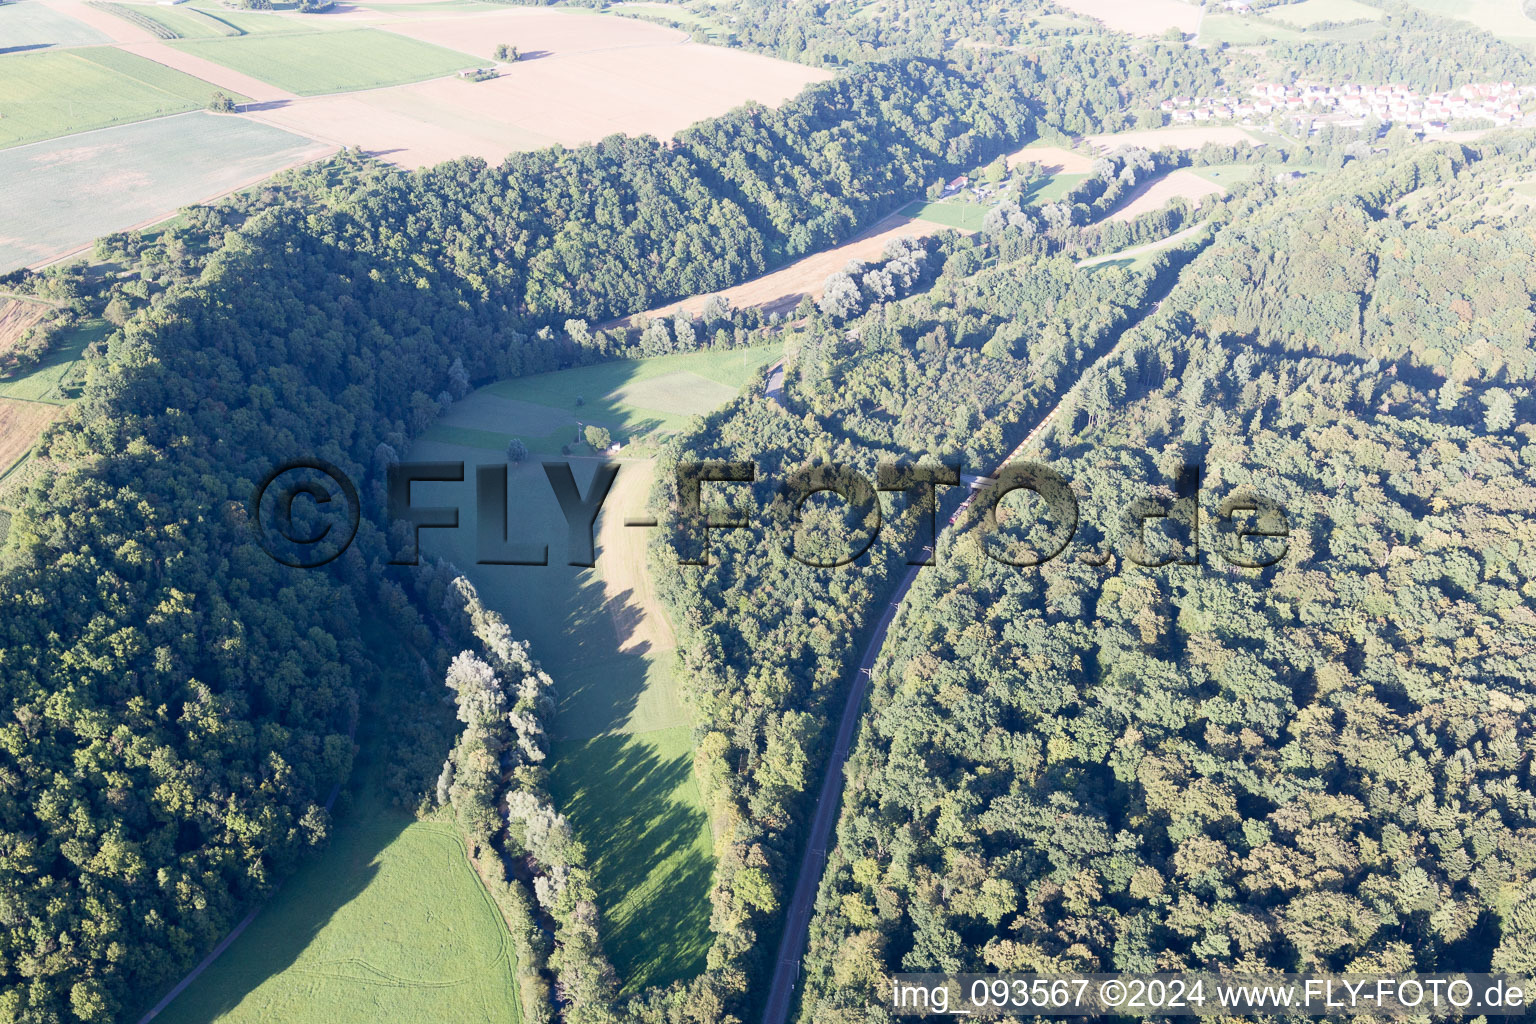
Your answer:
789;139;1536;1021
4;0;1536;1020
0;52;1057;1024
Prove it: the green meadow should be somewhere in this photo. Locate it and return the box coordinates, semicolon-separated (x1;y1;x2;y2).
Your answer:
149;795;518;1024
902;198;988;231
171;28;477;95
424;345;781;455
408;345;778;992
0;317;107;403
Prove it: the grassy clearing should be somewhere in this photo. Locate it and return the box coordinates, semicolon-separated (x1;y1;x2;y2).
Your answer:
0;113;324;271
151;787;518;1024
901;199;988;231
452;346;780;452
405;348;779;993
0;1;110;50
1023;171;1088;205
0;318;106;403
171;28;478;95
1190;163;1264;185
1263;0;1382;26
1196;12;1302;44
0;46;247;148
548;726;714;994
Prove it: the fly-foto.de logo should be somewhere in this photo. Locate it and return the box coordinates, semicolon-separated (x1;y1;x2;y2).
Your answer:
252;458;1290;571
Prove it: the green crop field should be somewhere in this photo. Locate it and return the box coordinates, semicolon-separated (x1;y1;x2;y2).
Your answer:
171;28;478;95
406;347;779;993
151;794;518;1024
0;112;326;271
0;46;247;148
182;4;316;34
125;4;244;38
0;2;110;50
902;199;988;231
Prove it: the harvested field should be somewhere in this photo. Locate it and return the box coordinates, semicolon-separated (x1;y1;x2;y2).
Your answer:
1008;142;1094;174
0;112;330;270
0;398;60;476
613;212;954;325
598;458;674;654
1054;0;1202;36
1106;168;1224;221
37;0;156;42
245;8;828;168
0;299;50;361
1087;125;1266;152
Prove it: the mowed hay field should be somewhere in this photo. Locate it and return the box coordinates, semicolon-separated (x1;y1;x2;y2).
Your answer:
248;7;829;167
1106;168;1224;221
151;802;519;1024
0;1;109;49
407;347;779;992
0;399;61;476
171;28;476;95
613;213;950;325
0;112;330;270
0;46;245;148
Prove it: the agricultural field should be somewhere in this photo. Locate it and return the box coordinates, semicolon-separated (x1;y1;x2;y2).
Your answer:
0;399;61;479
0;45;244;148
0;112;329;270
407;347;779;992
613;212;950;325
246;7;828;167
104;3;244;39
0;1;109;50
1007;141;1094;175
1263;0;1382;26
170;28;475;95
150;795;519;1024
1105;167;1224;221
1054;0;1201;36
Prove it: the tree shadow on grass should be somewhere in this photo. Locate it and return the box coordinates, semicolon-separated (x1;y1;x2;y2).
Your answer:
547;733;714;994
141;803;402;1024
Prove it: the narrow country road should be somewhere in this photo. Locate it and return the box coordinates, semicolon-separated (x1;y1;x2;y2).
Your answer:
759;294;1172;1024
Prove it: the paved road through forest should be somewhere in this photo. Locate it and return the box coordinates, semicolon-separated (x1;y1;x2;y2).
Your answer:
759;295;1171;1024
